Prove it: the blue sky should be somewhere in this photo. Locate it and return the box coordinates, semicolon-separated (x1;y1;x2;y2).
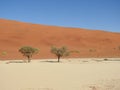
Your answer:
0;0;120;32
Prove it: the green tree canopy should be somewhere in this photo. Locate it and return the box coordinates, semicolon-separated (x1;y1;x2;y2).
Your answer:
19;46;39;62
51;46;70;62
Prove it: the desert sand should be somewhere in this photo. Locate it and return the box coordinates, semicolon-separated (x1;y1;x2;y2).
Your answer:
0;18;120;90
0;19;120;60
0;58;120;90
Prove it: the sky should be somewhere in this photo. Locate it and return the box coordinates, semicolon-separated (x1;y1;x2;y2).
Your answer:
0;0;120;32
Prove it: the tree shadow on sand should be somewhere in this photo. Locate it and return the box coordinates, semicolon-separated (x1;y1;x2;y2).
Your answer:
40;60;61;63
6;60;26;64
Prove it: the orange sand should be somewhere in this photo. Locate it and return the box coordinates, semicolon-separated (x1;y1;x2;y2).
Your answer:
0;19;120;60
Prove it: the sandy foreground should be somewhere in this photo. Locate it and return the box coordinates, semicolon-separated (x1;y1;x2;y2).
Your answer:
0;58;120;90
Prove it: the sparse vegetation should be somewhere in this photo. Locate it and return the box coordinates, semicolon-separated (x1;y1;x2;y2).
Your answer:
118;46;120;50
51;46;70;62
70;50;80;53
113;48;116;50
19;46;39;63
89;48;96;52
1;51;7;56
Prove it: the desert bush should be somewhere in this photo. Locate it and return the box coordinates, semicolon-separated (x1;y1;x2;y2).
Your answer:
118;46;120;50
70;50;80;53
19;46;39;63
1;51;7;56
89;48;96;52
51;46;70;62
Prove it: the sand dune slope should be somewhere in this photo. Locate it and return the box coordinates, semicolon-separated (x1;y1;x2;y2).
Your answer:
0;19;120;59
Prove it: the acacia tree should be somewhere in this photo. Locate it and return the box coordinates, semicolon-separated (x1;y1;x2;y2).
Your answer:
51;46;70;62
19;46;39;63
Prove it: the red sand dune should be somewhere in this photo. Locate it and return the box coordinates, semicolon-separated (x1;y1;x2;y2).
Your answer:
0;18;120;60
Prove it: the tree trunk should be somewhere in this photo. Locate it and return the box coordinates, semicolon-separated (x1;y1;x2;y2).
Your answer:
58;56;60;62
27;56;31;63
